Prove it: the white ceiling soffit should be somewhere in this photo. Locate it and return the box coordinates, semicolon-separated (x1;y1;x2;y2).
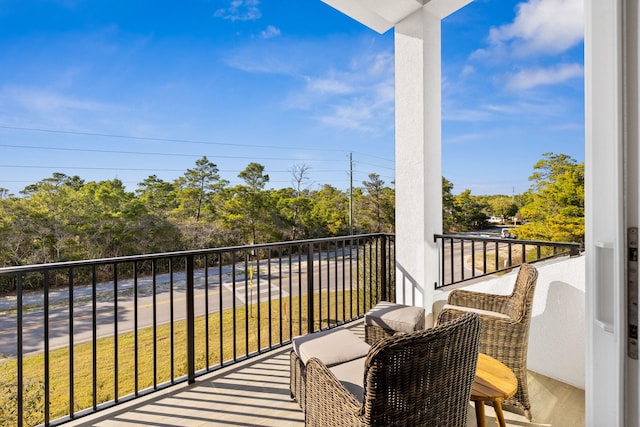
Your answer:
321;0;423;33
321;0;473;34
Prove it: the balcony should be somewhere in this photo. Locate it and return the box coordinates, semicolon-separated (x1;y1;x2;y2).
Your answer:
0;234;585;426
65;322;584;427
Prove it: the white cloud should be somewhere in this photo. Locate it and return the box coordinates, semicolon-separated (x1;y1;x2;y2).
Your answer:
506;63;583;90
444;133;484;144
214;0;261;22
2;86;113;113
487;0;584;57
460;65;475;77
260;25;281;39
366;50;394;76
0;85;131;132
442;107;493;122
224;35;394;133
483;103;520;114
224;51;296;75
307;78;354;95
222;39;316;75
306;52;394;132
313;88;394;132
548;122;583;131
443;96;575;122
317;101;374;131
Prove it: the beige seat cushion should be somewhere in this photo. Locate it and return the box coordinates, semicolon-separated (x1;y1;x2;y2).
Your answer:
329;356;366;403
440;304;510;319
292;327;370;367
365;301;426;333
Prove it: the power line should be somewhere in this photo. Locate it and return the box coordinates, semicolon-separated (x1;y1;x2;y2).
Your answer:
0;163;391;178
351;150;394;164
0;143;345;163
0;125;348;153
356;160;394;171
0;125;396;164
0;128;396;191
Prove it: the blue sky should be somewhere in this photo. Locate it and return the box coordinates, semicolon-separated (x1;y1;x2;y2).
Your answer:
0;0;584;196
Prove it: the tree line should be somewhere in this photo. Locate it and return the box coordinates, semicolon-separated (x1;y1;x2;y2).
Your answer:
0;151;583;268
0;157;395;267
443;152;584;244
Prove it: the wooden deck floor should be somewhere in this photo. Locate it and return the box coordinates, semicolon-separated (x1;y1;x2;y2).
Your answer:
66;322;584;427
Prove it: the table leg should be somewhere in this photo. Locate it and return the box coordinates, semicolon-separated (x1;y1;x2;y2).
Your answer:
494;401;507;427
474;401;486;427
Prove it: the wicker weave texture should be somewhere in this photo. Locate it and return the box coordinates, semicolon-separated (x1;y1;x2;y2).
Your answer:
364;324;395;345
290;349;306;409
304;313;481;427
437;263;538;419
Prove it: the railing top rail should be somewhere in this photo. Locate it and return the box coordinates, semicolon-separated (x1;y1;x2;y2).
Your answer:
434;233;582;249
434;232;582;289
0;233;394;274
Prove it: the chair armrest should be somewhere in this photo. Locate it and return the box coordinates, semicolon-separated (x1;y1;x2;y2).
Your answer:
438;306;515;327
447;289;511;314
305;357;365;427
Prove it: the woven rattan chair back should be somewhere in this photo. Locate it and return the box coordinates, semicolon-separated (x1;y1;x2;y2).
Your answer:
361;312;481;426
504;263;538;321
437;263;539;419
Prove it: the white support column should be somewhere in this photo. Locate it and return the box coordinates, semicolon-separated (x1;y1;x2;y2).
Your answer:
394;8;442;326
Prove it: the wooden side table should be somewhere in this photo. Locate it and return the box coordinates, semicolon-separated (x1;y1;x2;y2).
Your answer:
471;353;518;427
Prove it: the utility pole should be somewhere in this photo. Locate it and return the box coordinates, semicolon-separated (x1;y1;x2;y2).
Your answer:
349;152;353;235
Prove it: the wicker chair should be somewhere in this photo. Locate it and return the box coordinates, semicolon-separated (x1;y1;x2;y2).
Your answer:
304;313;481;427
437;263;538;419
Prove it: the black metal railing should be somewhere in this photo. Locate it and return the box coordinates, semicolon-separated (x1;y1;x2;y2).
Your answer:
0;234;395;427
434;233;581;289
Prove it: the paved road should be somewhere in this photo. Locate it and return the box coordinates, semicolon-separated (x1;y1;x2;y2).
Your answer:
0;252;355;358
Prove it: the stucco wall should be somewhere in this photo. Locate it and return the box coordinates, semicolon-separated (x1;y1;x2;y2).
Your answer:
433;256;586;389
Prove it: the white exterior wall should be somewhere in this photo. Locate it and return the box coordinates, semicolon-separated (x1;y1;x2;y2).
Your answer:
394;8;442;326
433;257;586;389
